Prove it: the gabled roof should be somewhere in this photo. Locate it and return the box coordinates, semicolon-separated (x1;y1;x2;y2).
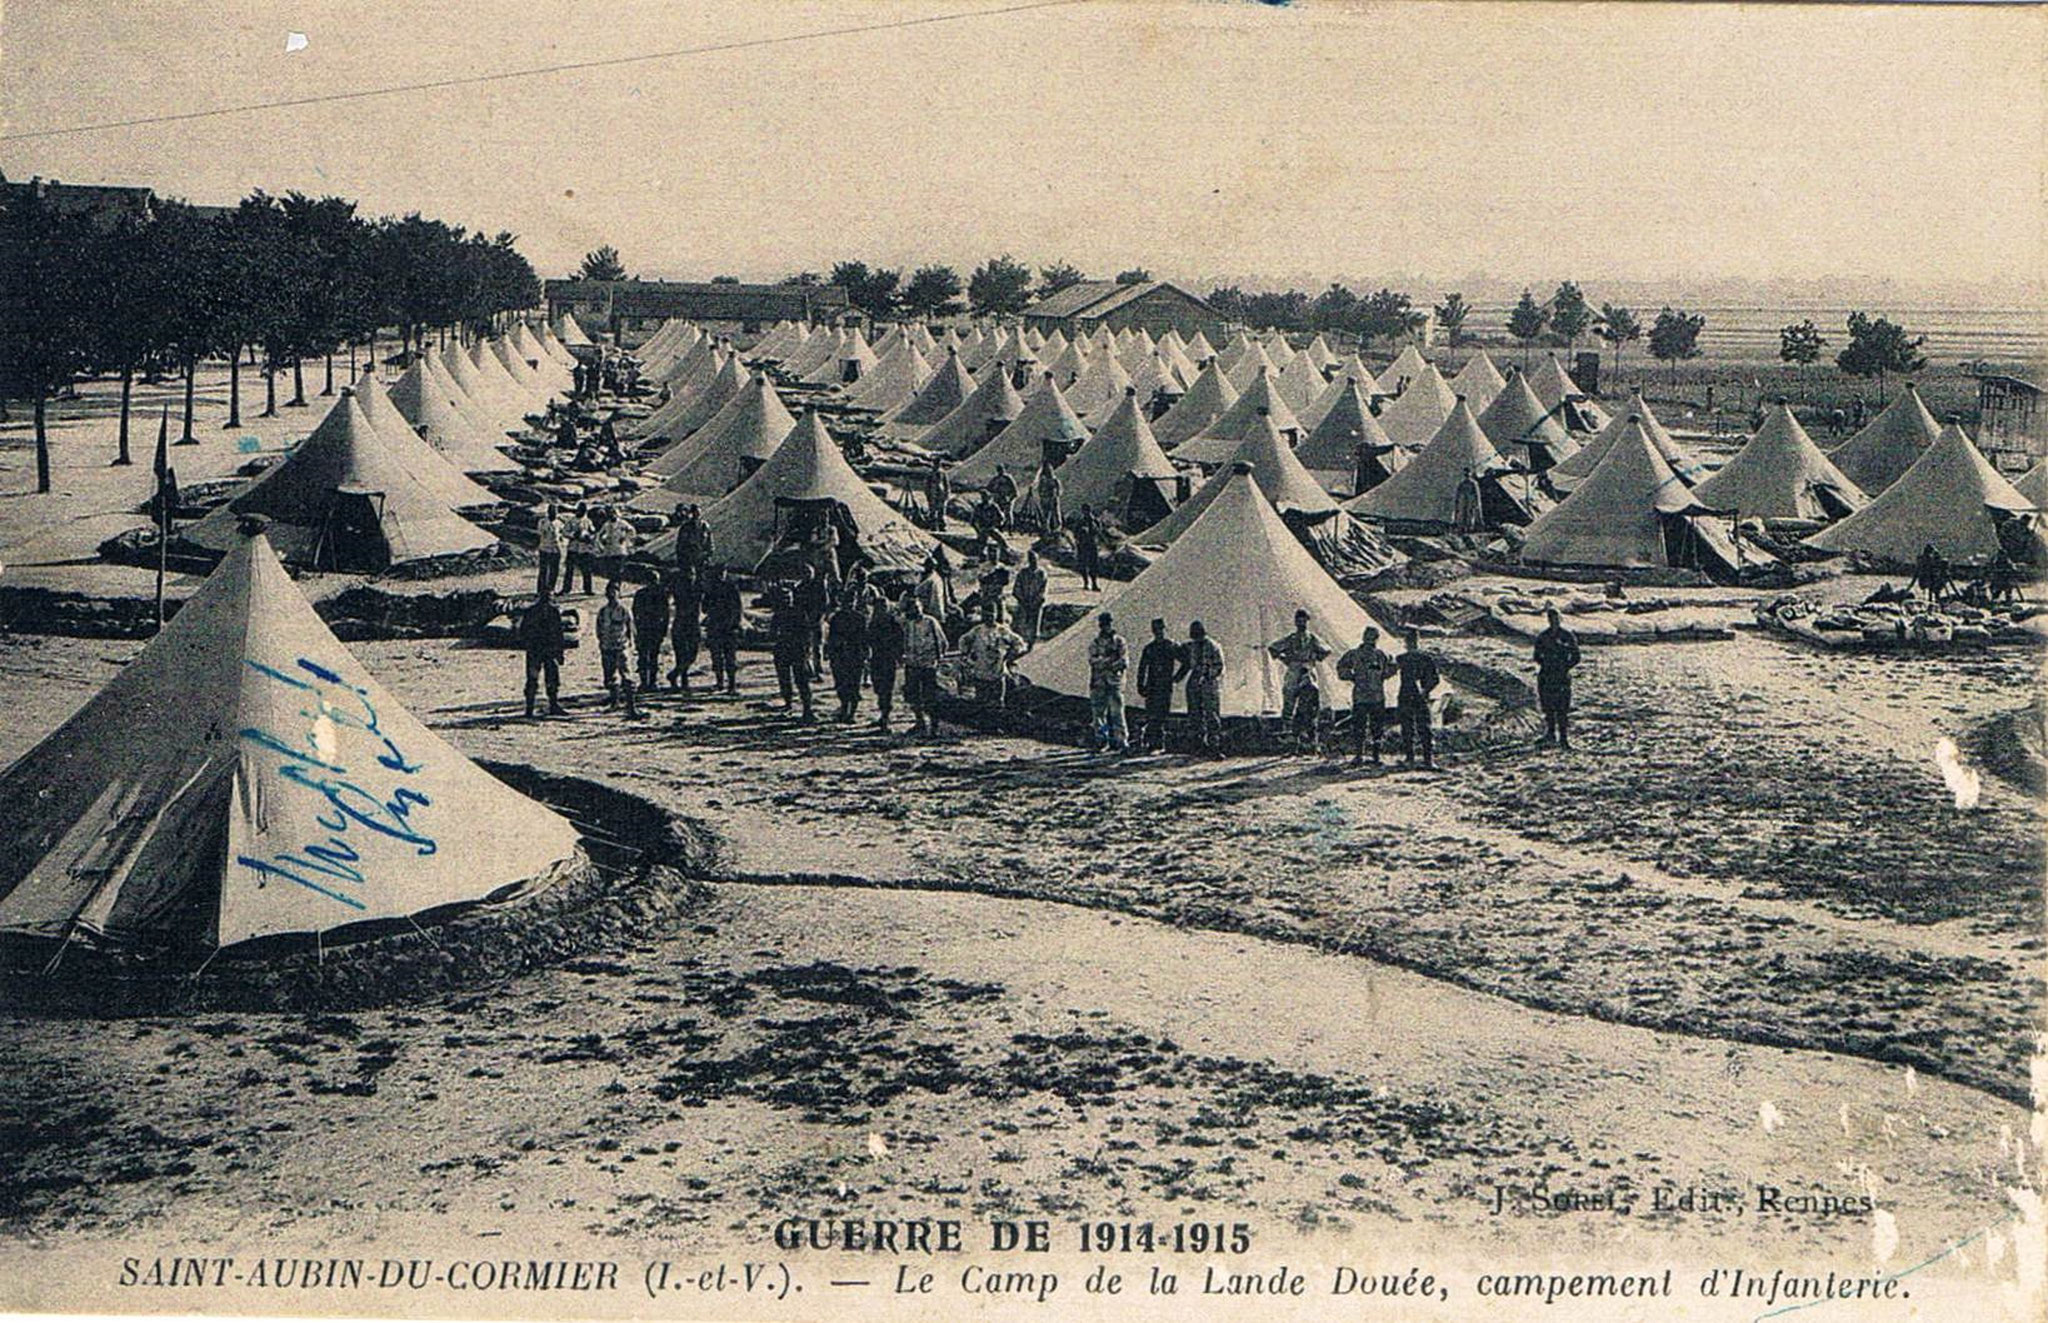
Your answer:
1020;467;1370;717
0;532;579;950
1023;279;1217;324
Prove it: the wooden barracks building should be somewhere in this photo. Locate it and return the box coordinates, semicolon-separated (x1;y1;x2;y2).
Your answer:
1021;279;1229;345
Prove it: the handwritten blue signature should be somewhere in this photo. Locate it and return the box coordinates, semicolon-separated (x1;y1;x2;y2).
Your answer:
234;657;437;912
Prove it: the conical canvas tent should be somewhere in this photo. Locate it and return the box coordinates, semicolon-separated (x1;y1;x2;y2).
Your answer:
532;319;576;368
1373;362;1458;447
1346;399;1511;527
801;328;876;386
1297;379;1396;486
473;339;542;416
1805;423;2030;563
1301;334;1339;372
1215;332;1257;376
1546;390;1700;490
657;332;721;389
1527;356;1583;412
1066;344;1134;418
442;344;525;433
747;320;801;363
635;348;734;443
1448;352;1508;413
1153;360;1241;450
645;412;934;572
352;378;501;508
953;374;1092;487
1174;369;1305;466
2017;459;2048;508
639;374;798;498
1474;371;1575;470
386;363;519;473
1136;413;1335;546
510;324;568;391
1828;383;1942;495
884;348;975;430
1045;339;1089;387
553;312;595;349
1519;417;1743;572
1376;345;1431;395
1299;359;1376;432
844;340;933;413
1054;388;1179;515
919;364;1028;458
1183;330;1218;364
1157;336;1201;388
1018;468;1373;718
182;393;497;570
0;532;580;952
488;336;551;408
1115;351;1186;423
429;350;510;442
1276;348;1332;413
1691;401;1866;521
1225;340;1280;393
646;353;747;447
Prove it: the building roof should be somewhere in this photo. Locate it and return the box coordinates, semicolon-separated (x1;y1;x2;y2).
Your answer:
1023;279;1218;324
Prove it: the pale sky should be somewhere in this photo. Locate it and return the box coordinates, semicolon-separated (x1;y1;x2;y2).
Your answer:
3;0;2042;294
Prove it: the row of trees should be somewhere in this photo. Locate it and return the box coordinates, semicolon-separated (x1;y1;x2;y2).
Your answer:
1780;313;1928;398
1;185;541;493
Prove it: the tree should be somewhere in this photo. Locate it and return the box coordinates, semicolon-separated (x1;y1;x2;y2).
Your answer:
0;185;97;492
1648;307;1706;386
780;271;824;286
1550;281;1592;353
1037;261;1085;298
1595;304;1641;381
1245;289;1311;332
710;275;740;284
1507;289;1550;365
1357;288;1426;348
1435;293;1471;347
968;254;1034;317
901;264;964;319
1115;267;1152;285
1778;319;1826;400
1836;312;1926;402
579;245;626;282
1206;285;1249;325
1312;283;1359;335
829;261;901;320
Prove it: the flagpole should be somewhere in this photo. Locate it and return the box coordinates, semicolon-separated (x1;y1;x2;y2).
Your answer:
154;405;170;633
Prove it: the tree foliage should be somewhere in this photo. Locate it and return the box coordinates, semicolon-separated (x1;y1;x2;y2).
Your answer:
1595;303;1641;375
1778;318;1826;367
1507;290;1550;352
901;264;964;318
1037;261;1085;298
829;260;902;320
1550;281;1592;349
1648;306;1707;379
579;245;626;282
968;254;1034;317
1114;267;1152;285
1435;293;1471;346
1836;312;1925;397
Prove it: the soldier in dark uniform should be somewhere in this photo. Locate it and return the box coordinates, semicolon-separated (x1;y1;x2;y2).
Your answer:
1532;607;1582;750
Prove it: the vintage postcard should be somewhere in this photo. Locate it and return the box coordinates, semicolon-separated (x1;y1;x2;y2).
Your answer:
0;1;2043;1319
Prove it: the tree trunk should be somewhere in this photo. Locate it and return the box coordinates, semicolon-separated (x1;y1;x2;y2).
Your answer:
322;352;335;396
260;359;278;418
114;364;135;465
289;358;306;407
180;358;197;443
348;341;358;382
33;391;51;493
226;349;242;429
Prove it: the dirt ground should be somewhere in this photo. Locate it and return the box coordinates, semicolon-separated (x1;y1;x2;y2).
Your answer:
0;367;2041;1288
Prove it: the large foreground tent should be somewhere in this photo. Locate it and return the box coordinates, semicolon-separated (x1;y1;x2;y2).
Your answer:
2016;459;2048;508
1827;383;1942;495
1517;416;1749;574
1805;422;2030;563
1690;401;1866;521
645;411;935;573
1018;467;1378;717
0;530;580;954
181;392;496;571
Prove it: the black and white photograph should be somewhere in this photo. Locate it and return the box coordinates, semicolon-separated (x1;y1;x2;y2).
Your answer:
0;2;2043;1318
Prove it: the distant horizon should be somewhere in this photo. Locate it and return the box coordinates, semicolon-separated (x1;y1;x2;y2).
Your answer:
5;1;2041;305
